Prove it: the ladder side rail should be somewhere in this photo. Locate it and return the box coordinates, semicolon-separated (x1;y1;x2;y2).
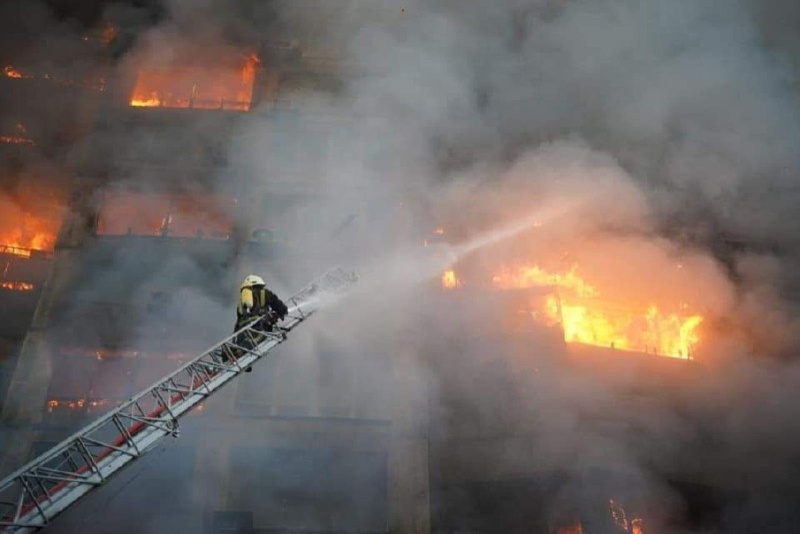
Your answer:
0;321;277;532
1;265;353;486
1;327;295;530
0;267;357;533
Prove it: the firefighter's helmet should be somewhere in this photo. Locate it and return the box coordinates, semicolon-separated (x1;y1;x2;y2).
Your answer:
241;274;265;289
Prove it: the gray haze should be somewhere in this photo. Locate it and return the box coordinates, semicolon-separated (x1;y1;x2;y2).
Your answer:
3;0;800;532
232;0;800;531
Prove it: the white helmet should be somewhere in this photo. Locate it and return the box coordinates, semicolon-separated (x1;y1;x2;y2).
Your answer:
241;274;265;289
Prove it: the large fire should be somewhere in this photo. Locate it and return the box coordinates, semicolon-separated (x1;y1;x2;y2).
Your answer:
0;185;64;263
129;53;259;111
492;264;703;359
0;212;60;254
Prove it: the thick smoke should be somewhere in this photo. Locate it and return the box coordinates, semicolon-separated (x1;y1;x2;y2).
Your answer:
230;0;800;532
3;0;800;532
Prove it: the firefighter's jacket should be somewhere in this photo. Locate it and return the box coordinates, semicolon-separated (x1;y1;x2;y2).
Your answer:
237;285;289;325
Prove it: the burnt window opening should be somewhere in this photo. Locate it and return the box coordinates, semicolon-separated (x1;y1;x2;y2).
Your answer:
0;185;65;254
95;191;235;239
42;346;201;430
128;54;260;112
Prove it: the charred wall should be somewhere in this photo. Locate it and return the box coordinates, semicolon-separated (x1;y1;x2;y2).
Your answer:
5;1;800;533
0;8;396;533
421;283;758;533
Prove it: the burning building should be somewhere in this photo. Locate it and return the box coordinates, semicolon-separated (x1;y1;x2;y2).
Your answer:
0;3;396;533
1;1;799;534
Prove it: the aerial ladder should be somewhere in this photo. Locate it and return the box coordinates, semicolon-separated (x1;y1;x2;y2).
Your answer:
0;266;359;533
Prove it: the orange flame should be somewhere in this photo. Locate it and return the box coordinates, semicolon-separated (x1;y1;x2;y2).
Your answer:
0;212;59;253
494;264;597;297
0;281;34;292
129;53;259;111
494;265;703;359
3;65;104;90
4;66;26;79
631;518;645;534
442;269;460;290
0;187;63;255
0;245;33;258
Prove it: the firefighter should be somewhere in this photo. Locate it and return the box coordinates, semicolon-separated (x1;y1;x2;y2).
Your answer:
224;275;289;372
235;274;289;334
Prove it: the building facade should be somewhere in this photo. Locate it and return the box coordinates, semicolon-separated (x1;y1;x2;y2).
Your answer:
0;3;772;534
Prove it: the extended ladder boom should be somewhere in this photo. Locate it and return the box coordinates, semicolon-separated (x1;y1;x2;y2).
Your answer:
0;267;358;533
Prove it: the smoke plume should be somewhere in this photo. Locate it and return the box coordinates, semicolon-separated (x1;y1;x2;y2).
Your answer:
235;0;800;531
4;0;800;532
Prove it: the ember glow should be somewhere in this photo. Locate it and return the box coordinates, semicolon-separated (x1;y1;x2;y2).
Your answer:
129;53;259;111
609;499;628;531
60;347;193;361
0;281;34;292
441;269;460;290
0;136;34;145
90;348;139;361
3;65;105;91
102;24;118;47
4;66;28;79
81;22;118;47
493;265;703;359
556;523;583;534
0;123;35;145
47;398;114;413
609;499;646;534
